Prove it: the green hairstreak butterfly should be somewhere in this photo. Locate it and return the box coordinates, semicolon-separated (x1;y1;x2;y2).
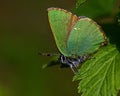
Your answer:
40;7;107;73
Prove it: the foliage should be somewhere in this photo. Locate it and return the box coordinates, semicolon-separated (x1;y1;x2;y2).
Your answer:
73;45;120;96
73;0;120;96
74;0;115;18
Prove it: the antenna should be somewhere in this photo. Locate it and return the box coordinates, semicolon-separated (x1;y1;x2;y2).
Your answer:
38;52;60;56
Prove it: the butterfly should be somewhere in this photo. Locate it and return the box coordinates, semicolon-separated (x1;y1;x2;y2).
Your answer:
39;7;107;73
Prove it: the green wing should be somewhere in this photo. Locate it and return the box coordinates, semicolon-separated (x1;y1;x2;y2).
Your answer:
48;8;78;56
67;17;107;56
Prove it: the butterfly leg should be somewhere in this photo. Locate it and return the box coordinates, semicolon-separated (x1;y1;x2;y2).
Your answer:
87;55;95;60
69;61;79;74
69;64;77;74
72;62;79;69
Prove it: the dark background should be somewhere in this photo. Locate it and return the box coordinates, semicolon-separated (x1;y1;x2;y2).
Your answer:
0;0;120;96
0;0;79;96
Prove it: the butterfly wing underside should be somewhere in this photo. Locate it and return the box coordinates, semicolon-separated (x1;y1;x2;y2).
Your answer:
67;17;106;56
48;8;78;56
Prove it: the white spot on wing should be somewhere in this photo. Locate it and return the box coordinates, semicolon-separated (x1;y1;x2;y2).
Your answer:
74;28;80;30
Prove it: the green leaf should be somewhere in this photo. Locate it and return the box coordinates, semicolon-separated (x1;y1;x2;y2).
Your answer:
73;44;120;96
75;0;115;18
42;56;59;69
76;0;87;8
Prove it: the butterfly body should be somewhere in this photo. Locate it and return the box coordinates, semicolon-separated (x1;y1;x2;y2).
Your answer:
59;54;89;73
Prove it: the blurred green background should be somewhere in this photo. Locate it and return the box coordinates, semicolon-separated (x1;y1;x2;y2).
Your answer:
0;0;79;96
0;0;120;96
